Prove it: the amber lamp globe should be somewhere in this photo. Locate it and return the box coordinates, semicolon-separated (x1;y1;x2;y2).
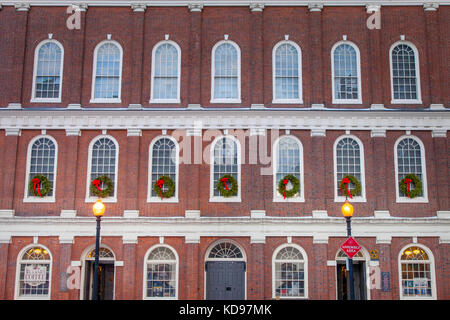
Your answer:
341;199;354;218
93;199;105;217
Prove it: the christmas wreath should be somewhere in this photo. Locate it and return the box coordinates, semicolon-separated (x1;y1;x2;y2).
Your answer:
399;174;422;198
153;175;176;200
278;174;300;199
29;174;52;197
339;175;362;199
91;175;114;198
216;174;238;197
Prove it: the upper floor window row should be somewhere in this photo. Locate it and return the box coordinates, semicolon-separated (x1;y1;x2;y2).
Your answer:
31;38;423;105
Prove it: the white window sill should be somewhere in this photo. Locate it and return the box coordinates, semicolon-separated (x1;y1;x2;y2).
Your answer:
391;99;423;104
30;98;61;103
15;296;50;300
90;98;121;104
210;99;241;104
23;196;55;203
147;197;179;203
396;197;428;203
332;99;362;104
149;99;180;104
334;196;366;203
209;197;241;203
143;297;178;300
273;196;305;203
400;296;435;300
85;197;117;203
272;99;303;104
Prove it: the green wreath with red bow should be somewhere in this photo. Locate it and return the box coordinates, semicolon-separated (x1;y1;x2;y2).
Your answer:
217;174;238;197
29;174;52;197
91;175;114;198
153;175;176;200
399;174;422;198
339;175;362;198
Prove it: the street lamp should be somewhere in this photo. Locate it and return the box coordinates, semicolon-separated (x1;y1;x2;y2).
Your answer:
341;199;355;300
92;198;105;300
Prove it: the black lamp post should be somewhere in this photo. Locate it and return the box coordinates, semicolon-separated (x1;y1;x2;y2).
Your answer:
92;198;105;300
341;198;355;300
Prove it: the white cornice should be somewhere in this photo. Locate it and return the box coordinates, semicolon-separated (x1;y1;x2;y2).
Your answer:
0;1;448;7
0;110;448;132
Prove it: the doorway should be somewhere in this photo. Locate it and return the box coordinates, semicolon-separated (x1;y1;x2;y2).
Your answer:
336;261;367;300
83;261;115;300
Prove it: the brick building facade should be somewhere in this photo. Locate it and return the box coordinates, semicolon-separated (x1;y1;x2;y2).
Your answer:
0;0;449;300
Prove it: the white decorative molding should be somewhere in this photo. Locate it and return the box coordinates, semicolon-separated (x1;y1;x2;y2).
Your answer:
122;234;138;244
60;210;77;218
71;261;81;267
312;210;328;219
4;128;21;136
249;128;266;136
370;103;385;110
7;103;22;110
127;128;142;137
65;128;81;136
123;210;139;218
250;210;266;219
0;210;14;218
14;3;30;11
374;210;390;219
186;128;202;136
131;3;146;12
187;103;202;110
107;33;112;40
185;210;200;219
311;103;325;109
366;4;381;12
67;103;82;110
114;261;124;267
128;103;143;110
58;235;74;244
376;235;392;244
310;129;326;137
423;3;439;11
430;103;445;110
71;3;88;12
371;129;386;137
185;234;200;244
188;3;203;12
327;260;337;266
431;129;447;138
224;34;229;40
313;234;328;244
308;3;323;12
400;34;405;40
250;104;266;110
250;3;264;11
287;236;292;243
250;235;266;244
437;211;450;219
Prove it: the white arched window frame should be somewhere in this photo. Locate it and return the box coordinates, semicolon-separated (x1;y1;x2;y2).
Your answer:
90;40;123;103
23;135;58;203
331;41;362;104
389;41;422;104
85;135;119;202
333;135;366;202
143;244;179;300
147;135;179;202
31;39;64;103
272;243;308;299
15;244;52;300
272;135;305;202
272;40;303;104
210;40;241;103
209;135;241;202
394;135;428;203
150;40;181;103
398;244;436;300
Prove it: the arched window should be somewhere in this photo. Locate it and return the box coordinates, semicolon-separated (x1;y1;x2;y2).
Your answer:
273;136;304;201
15;245;52;300
331;42;362;103
31;40;64;102
272;244;307;299
91;41;122;102
151;41;181;103
25;136;57;201
148;136;179;201
334;136;366;201
208;242;244;260
273;41;302;103
86;136;118;201
390;42;421;103
211;41;241;103
210;136;240;201
394;136;427;202
144;245;178;299
399;245;436;299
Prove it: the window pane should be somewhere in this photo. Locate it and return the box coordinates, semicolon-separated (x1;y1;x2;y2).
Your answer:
213;137;238;197
397;138;423;197
276;137;301;197
90;138;116;196
213;43;238;99
333;44;359;100
153;43;179;99
29;138;56;197
274;43;300;100
391;44;418;100
94;43;121;99
151;138;177;197
335;137;362;196
35;43;62;99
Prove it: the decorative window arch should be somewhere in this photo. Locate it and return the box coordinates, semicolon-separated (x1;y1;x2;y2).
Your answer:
394;135;428;202
333;135;366;202
15;245;52;300
24;135;58;202
210;135;241;201
272;41;303;103
211;40;241;103
148;135;179;202
86;135;119;202
272;244;308;299
331;41;362;104
398;244;436;299
206;240;246;261
390;41;422;103
31;40;64;102
273;135;304;202
90;40;123;103
143;245;179;299
150;40;181;103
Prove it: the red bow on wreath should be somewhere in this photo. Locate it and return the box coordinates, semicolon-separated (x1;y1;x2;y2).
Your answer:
282;179;289;199
156;179;164;200
340;177;353;199
404;178;412;198
32;178;42;197
220;177;229;191
92;179;102;191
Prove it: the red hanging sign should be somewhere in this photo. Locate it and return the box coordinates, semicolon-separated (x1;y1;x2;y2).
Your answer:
340;236;362;259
